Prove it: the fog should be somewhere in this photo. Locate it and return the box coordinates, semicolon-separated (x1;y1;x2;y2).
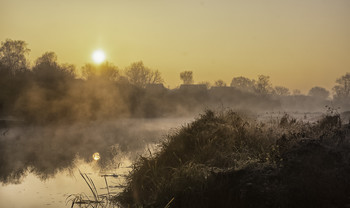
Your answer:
0;118;192;184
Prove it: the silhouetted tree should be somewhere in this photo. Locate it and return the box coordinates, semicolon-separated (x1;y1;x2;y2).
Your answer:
274;86;290;96
82;62;119;81
308;86;329;99
125;61;163;87
33;52;75;82
214;80;226;87
35;51;57;66
254;75;272;95
293;89;301;95
0;39;30;74
230;76;255;92
333;73;350;100
198;81;211;89
180;71;194;84
0;39;31;116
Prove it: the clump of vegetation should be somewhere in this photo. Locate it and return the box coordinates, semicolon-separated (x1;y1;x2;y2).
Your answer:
114;109;350;208
67;171;122;208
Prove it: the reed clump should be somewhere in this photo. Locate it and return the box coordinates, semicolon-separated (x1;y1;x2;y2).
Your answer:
114;109;350;208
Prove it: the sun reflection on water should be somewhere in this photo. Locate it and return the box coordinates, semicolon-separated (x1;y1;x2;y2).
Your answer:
92;152;100;161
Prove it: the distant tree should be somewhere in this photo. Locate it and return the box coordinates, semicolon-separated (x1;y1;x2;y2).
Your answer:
308;86;330;99
292;89;301;95
180;71;194;84
198;81;211;89
125;61;163;88
214;80;227;87
230;76;255;92
274;86;290;96
33;52;75;84
254;75;273;95
0;40;31;115
33;52;75;77
34;52;61;72
82;63;97;80
82;62;119;81
333;73;350;100
0;39;30;74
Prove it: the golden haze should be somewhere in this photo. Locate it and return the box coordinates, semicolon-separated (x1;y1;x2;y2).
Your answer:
1;0;349;92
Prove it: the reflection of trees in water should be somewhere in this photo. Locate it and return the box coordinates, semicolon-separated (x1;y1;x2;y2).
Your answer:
0;119;182;184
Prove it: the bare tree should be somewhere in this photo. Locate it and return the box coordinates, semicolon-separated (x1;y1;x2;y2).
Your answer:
82;62;119;81
180;71;194;84
292;89;301;95
214;80;227;87
274;86;290;96
230;76;255;92
308;86;329;99
254;75;272;95
125;61;163;87
0;39;30;74
333;73;350;100
198;81;211;89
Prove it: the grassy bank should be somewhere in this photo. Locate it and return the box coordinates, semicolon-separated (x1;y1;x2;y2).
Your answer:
113;110;350;208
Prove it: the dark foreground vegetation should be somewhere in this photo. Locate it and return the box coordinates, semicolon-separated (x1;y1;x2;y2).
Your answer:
114;110;350;208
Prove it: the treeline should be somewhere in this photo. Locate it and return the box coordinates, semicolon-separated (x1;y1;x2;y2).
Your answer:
0;39;349;123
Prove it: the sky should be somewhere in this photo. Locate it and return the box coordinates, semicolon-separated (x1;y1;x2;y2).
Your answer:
0;0;349;92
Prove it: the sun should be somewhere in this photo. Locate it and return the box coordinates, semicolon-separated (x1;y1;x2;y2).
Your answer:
92;50;106;64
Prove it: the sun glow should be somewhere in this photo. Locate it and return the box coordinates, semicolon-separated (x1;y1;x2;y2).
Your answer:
92;152;100;161
92;50;106;64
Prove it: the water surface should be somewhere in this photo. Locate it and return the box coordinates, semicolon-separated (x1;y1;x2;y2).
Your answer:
0;118;193;208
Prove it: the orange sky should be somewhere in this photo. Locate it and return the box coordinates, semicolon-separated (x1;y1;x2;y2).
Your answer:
1;0;349;92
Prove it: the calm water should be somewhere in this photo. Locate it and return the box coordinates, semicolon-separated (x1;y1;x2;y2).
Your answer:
0;118;193;208
0;159;132;208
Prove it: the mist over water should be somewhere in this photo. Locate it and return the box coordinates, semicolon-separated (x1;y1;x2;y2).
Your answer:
0;117;194;208
0;118;192;184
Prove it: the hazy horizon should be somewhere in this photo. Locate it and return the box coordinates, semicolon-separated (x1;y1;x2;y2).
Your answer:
1;0;349;93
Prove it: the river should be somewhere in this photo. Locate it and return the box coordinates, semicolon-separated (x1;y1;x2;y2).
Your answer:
0;118;193;208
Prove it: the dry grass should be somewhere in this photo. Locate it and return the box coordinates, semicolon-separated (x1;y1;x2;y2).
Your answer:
113;109;350;207
66;171;120;208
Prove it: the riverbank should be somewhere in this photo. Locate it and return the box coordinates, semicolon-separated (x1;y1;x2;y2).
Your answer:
114;110;350;207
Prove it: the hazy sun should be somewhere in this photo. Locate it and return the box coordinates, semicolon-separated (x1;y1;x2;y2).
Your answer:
92;50;106;64
92;152;100;161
